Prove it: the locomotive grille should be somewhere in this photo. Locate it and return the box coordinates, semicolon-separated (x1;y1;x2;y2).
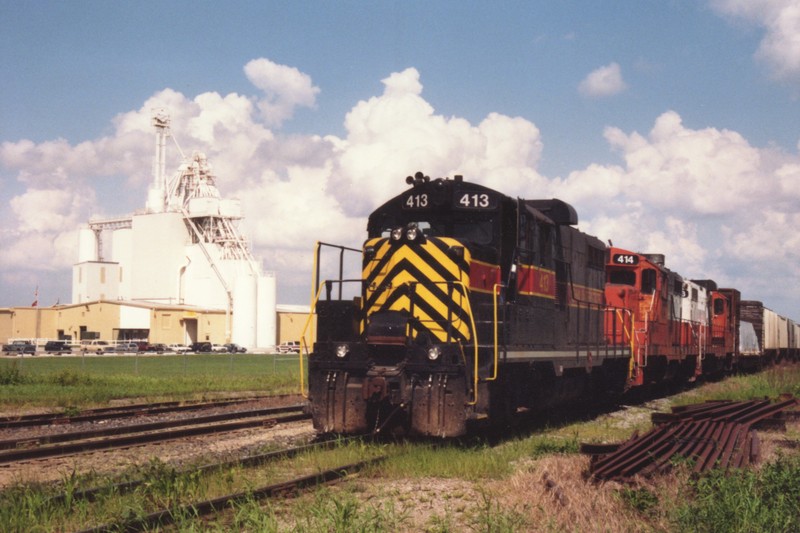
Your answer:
362;236;473;343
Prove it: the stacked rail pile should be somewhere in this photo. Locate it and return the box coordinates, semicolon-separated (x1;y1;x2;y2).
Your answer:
582;396;799;483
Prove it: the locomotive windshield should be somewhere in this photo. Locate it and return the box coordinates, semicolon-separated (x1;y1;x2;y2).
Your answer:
608;270;636;286
377;218;495;245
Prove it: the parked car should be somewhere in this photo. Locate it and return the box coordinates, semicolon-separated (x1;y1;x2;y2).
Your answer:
167;343;191;353
277;341;301;354
113;342;140;354
223;343;247;353
3;340;36;356
211;344;228;353
146;343;167;354
191;342;212;353
44;341;73;355
81;340;111;354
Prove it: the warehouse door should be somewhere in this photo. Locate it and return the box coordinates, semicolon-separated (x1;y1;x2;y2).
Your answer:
184;318;198;344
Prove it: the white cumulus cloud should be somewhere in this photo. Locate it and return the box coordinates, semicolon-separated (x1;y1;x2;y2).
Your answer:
329;68;545;215
556;109;800;315
244;58;320;126
711;0;800;81
578;62;628;98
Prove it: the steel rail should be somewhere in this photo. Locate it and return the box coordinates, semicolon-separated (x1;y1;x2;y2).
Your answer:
0;404;306;451
47;438;347;506
0;394;282;429
76;455;387;533
0;411;310;465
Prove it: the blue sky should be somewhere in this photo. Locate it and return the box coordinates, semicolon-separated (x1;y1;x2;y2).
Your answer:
2;1;800;319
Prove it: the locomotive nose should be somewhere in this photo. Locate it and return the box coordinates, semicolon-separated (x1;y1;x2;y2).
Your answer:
366;310;409;345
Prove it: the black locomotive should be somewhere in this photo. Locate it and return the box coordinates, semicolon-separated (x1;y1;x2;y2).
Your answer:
305;172;631;437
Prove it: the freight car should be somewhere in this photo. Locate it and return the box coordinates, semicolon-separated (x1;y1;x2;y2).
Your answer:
302;172;797;438
740;301;800;366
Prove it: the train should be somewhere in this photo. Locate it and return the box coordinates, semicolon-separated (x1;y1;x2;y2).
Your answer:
302;172;799;437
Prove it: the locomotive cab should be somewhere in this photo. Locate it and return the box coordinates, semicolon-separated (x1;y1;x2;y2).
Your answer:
308;174;513;436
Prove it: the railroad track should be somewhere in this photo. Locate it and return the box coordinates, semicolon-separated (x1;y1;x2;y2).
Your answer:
0;405;310;464
77;454;386;533
0;394;287;429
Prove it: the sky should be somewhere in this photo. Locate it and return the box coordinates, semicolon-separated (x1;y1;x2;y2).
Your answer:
1;1;800;319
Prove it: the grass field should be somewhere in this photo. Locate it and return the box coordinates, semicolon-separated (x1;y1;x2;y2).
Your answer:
0;353;302;409
0;360;797;531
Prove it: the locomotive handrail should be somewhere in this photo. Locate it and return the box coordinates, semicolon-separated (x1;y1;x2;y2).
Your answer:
489;283;505;382
298;280;335;398
300;241;361;378
453;280;482;406
608;307;635;381
311;241;362;304
307;241;362;361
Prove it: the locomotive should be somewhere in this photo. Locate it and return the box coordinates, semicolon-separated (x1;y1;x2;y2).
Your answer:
302;172;799;438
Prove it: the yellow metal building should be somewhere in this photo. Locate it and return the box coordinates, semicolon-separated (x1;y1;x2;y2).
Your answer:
1;301;225;346
0;301;314;351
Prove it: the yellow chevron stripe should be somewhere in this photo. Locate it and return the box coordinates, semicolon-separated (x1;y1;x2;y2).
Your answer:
384;295;461;342
370;266;471;339
361;238;472;342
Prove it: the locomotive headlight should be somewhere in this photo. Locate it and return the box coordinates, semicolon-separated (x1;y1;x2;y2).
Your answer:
427;346;441;361
391;227;403;241
406;225;419;241
335;344;350;358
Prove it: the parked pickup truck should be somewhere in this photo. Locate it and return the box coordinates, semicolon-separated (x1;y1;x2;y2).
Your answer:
277;341;302;354
2;340;36;356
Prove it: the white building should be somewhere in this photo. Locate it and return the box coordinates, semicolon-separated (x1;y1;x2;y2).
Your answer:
72;111;277;350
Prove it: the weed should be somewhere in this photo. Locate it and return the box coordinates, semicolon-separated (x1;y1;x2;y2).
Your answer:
0;362;26;385
230;495;280;532
49;369;90;387
61;405;81;417
425;511;457;533
467;489;529;532
0;482;59;532
619;486;659;515
293;489;410;532
138;458;204;508
672;454;800;532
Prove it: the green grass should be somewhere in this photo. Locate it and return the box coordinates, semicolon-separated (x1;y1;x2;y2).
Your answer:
672;365;800;407
0;363;798;531
0;354;302;409
669;454;800;532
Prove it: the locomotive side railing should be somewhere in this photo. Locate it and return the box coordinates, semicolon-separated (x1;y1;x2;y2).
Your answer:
300;242;363;397
299;277;366;397
312;241;362;302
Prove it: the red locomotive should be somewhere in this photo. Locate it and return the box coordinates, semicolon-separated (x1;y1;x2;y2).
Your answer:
604;248;745;388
